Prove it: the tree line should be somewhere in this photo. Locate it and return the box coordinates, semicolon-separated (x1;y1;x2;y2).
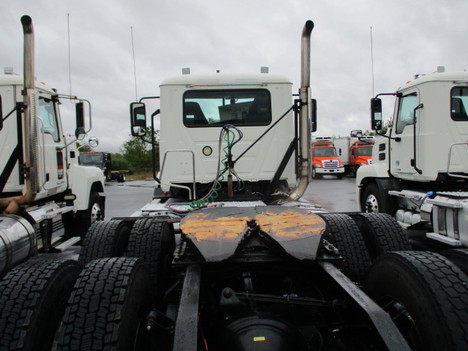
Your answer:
81;127;159;175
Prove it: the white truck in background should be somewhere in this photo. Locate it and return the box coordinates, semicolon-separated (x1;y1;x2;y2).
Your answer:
357;69;468;251
0;16;105;276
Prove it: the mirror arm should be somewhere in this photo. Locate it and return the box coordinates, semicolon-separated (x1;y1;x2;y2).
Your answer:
371;92;403;141
59;136;81;150
374;130;401;141
54;94;93;134
138;96;160;103
374;92;401;98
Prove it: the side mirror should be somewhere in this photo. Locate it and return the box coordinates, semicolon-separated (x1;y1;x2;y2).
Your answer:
130;102;147;136
311;99;317;132
370;98;383;130
75;102;86;140
350;129;362;138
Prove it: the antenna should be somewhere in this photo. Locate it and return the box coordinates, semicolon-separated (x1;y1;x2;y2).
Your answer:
130;26;138;101
67;13;72;97
370;26;375;97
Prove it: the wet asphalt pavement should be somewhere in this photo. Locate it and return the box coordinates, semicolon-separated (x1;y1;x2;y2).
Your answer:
105;175;359;218
303;175;359;213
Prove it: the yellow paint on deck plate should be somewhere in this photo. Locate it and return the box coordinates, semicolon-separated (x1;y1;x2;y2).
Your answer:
180;207;325;242
253;336;266;342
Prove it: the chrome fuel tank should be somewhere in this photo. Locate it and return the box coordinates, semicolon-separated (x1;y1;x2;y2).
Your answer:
0;214;36;276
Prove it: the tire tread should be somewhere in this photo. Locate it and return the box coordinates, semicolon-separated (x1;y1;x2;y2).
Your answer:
320;213;372;281
54;257;150;350
350;212;410;259
367;251;468;350
0;259;81;350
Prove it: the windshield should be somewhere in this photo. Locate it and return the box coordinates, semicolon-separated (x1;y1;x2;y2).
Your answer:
357;146;373;156
313;147;337;157
183;89;271;127
79;153;104;166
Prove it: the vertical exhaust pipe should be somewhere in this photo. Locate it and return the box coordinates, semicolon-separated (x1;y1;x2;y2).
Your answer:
21;15;39;196
287;20;314;201
22;16;35;93
0;16;37;213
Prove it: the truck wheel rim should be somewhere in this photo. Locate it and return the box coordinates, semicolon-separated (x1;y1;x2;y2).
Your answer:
90;203;102;222
365;194;379;212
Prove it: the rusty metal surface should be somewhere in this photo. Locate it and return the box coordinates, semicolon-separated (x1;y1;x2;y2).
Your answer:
254;207;324;239
180;206;325;262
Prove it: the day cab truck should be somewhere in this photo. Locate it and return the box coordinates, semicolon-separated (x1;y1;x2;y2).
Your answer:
79;151;126;182
335;131;374;175
311;137;345;179
357;69;468;253
1;18;468;351
0;16;105;277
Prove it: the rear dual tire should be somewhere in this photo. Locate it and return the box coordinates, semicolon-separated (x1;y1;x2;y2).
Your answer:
79;219;132;265
349;212;411;260
127;218;175;304
319;213;372;282
54;257;152;351
366;251;468;351
0;259;82;351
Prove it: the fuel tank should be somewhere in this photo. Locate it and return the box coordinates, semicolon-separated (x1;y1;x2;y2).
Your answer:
0;214;37;276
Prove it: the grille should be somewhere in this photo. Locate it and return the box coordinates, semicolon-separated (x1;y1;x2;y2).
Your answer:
323;160;339;168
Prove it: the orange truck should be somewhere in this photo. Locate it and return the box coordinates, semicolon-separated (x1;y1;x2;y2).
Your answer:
311;137;345;179
334;131;374;175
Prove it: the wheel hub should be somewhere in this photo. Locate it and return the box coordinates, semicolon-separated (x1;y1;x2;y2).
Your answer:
365;194;379;212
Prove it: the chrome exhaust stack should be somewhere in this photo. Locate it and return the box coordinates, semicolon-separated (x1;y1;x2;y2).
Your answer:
21;15;39;198
288;20;314;201
0;15;37;214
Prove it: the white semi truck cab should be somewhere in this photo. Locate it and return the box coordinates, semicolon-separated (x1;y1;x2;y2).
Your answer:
129;71;317;214
0;16;105;276
357;70;468;247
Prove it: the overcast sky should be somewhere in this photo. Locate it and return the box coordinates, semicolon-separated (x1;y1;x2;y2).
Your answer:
2;0;467;153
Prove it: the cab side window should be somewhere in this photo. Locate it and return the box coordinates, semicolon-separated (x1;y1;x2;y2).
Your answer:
395;93;419;134
39;97;60;142
451;87;468;121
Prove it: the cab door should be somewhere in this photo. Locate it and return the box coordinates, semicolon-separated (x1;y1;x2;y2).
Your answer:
389;90;421;179
36;94;67;197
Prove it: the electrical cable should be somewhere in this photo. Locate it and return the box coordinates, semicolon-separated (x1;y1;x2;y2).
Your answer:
166;124;243;213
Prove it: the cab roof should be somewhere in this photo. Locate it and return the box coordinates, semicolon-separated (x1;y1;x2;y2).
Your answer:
400;72;468;91
160;73;292;87
0;74;55;93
